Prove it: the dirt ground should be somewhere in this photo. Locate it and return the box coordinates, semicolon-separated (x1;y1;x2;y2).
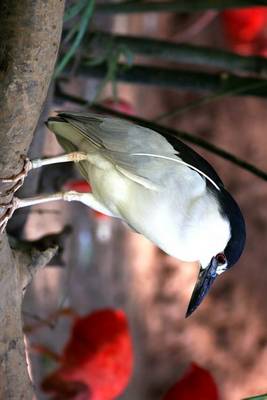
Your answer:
21;11;267;400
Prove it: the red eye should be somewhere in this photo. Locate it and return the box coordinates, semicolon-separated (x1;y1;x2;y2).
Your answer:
216;253;226;265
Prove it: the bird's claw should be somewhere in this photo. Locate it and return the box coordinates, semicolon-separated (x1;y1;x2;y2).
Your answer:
0;197;19;234
0;156;32;195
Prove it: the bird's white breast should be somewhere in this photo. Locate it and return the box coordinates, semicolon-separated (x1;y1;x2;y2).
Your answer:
87;153;230;266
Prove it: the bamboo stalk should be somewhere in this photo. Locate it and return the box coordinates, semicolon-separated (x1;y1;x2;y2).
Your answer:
95;0;267;14
89;32;267;76
77;62;267;97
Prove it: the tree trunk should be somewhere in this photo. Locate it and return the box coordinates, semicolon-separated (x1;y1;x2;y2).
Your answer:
0;1;65;398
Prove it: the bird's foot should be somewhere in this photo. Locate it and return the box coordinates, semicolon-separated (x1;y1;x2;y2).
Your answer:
0;156;32;195
0;197;19;233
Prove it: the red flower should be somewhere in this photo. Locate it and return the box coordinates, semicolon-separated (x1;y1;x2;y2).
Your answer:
64;180;108;220
41;309;133;400
101;98;135;115
64;180;92;193
162;362;219;400
221;7;267;56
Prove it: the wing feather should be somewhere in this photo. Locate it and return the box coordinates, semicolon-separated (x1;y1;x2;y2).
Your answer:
53;112;222;191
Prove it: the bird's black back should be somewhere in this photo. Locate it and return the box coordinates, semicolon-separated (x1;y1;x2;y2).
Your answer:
216;188;246;267
154;129;224;191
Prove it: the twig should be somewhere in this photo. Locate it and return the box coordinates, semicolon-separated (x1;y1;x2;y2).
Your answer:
55;86;267;182
15;208;60;215
95;0;267;14
153;80;265;121
173;11;217;42
23;307;75;334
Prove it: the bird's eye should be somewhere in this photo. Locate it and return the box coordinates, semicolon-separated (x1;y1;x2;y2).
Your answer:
216;253;226;265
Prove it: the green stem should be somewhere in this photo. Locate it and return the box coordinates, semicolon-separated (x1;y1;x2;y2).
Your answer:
77;62;267;97
54;85;267;182
89;31;267;77
55;0;95;78
95;0;267;14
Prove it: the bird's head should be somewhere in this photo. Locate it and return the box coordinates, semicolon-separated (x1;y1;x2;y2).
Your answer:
186;187;246;317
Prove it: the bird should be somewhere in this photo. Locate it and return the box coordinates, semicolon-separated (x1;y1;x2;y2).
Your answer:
0;111;246;316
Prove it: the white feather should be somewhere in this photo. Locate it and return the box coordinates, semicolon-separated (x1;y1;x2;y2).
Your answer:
130;152;220;190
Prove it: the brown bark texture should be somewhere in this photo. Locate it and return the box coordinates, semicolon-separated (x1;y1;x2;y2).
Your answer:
0;1;65;398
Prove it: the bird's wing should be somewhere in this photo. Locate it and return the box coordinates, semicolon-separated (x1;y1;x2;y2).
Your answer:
54;112;223;191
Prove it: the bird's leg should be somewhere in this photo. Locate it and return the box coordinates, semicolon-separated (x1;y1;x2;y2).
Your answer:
0;152;88;197
0;194;64;234
0;152;89;233
0;152;89;234
30;152;88;170
0;190;113;233
16;191;113;215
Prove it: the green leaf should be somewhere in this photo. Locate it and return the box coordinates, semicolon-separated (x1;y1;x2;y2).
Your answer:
121;46;134;66
243;394;267;400
55;0;95;78
64;0;87;23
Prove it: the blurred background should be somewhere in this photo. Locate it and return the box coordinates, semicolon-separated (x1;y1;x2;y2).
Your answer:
8;2;267;399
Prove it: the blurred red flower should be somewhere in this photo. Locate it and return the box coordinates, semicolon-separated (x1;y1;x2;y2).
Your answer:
162;362;219;400
64;180;108;220
64;180;92;193
41;309;133;400
221;7;267;56
101;98;135;115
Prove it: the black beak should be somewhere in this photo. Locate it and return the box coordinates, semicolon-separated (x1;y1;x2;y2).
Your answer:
186;257;218;317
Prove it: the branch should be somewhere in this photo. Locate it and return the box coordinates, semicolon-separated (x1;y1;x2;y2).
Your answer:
89;31;267;76
14;245;59;293
0;1;65;398
55;86;267;182
10;225;72;268
95;0;267;14
77;62;267;97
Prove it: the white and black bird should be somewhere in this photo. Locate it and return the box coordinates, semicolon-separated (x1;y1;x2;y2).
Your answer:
0;112;246;316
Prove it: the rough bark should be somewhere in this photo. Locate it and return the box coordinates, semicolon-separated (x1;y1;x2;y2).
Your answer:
0;1;65;398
